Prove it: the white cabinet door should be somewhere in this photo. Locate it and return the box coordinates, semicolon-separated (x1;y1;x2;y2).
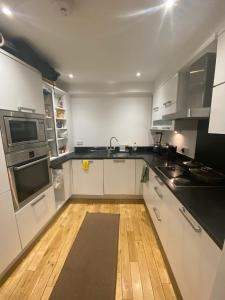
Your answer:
180;207;202;300
214;31;225;86
149;170;170;251
135;159;144;195
0;135;10;194
63;161;72;201
0;190;21;275
16;187;56;248
162;74;178;116
166;195;184;291
104;159;135;195
0;51;45;114
209;83;225;134
72;160;103;195
198;232;221;300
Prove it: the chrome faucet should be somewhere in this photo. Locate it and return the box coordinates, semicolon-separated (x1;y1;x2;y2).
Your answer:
108;136;118;153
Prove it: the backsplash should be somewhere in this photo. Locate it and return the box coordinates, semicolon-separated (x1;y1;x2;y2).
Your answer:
161;123;198;159
195;120;225;173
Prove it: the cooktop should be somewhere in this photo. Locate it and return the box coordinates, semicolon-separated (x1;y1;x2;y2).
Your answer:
156;165;223;187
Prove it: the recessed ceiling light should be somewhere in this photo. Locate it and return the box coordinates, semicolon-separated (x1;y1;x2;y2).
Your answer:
2;7;12;16
165;0;176;9
68;74;74;79
136;72;141;77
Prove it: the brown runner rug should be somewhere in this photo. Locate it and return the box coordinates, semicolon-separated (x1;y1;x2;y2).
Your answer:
50;212;120;300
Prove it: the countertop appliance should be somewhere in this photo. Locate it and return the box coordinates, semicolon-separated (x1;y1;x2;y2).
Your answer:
7;145;51;211
157;164;225;187
163;53;216;120
0;109;47;157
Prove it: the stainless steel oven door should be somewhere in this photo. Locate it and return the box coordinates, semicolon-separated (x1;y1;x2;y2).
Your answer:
8;156;52;211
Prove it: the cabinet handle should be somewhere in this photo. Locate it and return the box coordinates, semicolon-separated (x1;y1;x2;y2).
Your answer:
153;207;162;222
113;159;125;163
153;107;159;112
31;194;46;206
18;106;36;113
179;207;202;233
154;186;163;199
155;175;164;186
163;101;172;106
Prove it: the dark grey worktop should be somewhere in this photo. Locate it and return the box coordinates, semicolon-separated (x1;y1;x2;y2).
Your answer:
50;150;225;250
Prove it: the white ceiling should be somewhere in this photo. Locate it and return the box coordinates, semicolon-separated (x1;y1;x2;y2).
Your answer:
0;0;225;86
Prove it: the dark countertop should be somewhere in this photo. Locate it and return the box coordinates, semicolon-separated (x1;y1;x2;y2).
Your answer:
50;151;225;250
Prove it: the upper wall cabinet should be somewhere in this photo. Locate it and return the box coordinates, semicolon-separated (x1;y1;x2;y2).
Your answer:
0;50;45;115
209;31;225;134
151;72;187;130
209;83;225;134
213;31;225;86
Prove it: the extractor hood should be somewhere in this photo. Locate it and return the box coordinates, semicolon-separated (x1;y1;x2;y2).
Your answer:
163;107;211;120
163;52;216;121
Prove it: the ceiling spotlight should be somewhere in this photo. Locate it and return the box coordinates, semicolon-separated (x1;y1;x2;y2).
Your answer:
165;0;176;9
2;7;13;16
136;72;141;77
68;74;74;79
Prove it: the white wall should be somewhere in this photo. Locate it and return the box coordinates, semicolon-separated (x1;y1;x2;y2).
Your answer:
71;95;153;147
162;129;197;159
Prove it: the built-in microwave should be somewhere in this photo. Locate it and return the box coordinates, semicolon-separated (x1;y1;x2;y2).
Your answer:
0;109;47;154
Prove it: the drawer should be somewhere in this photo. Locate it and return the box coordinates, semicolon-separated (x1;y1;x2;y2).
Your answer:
16;186;56;248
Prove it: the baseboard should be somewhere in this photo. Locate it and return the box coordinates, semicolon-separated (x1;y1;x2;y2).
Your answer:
71;194;143;200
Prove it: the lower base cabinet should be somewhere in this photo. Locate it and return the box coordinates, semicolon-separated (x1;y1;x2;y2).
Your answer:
16;187;56;248
0;190;22;275
143;167;221;300
72;160;104;195
104;159;136;195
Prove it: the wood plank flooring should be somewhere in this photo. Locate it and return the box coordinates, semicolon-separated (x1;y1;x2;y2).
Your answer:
0;200;178;300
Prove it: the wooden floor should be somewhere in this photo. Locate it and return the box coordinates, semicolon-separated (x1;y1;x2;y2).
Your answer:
0;200;178;300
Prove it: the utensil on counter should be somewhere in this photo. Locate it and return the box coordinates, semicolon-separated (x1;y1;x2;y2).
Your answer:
182;160;203;169
189;167;225;185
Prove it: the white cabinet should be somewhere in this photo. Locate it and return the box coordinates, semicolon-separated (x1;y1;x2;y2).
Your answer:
135;159;144;195
214;31;225;86
72;160;103;195
16;187;56;248
146;169;170;251
198;231;221;300
0;135;10;194
63;161;72;201
0;50;45;114
161;74;178;116
165;190;221;300
144;166;221;300
166;194;184;290
209;83;225;134
104;159;135;195
0;190;21;275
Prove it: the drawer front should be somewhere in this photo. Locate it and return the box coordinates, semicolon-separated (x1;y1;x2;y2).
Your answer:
16;186;55;248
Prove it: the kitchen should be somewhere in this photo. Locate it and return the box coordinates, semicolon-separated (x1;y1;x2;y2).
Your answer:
0;0;225;299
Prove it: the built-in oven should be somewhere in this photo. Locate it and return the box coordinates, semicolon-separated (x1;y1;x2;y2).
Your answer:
7;146;52;211
0;109;46;154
